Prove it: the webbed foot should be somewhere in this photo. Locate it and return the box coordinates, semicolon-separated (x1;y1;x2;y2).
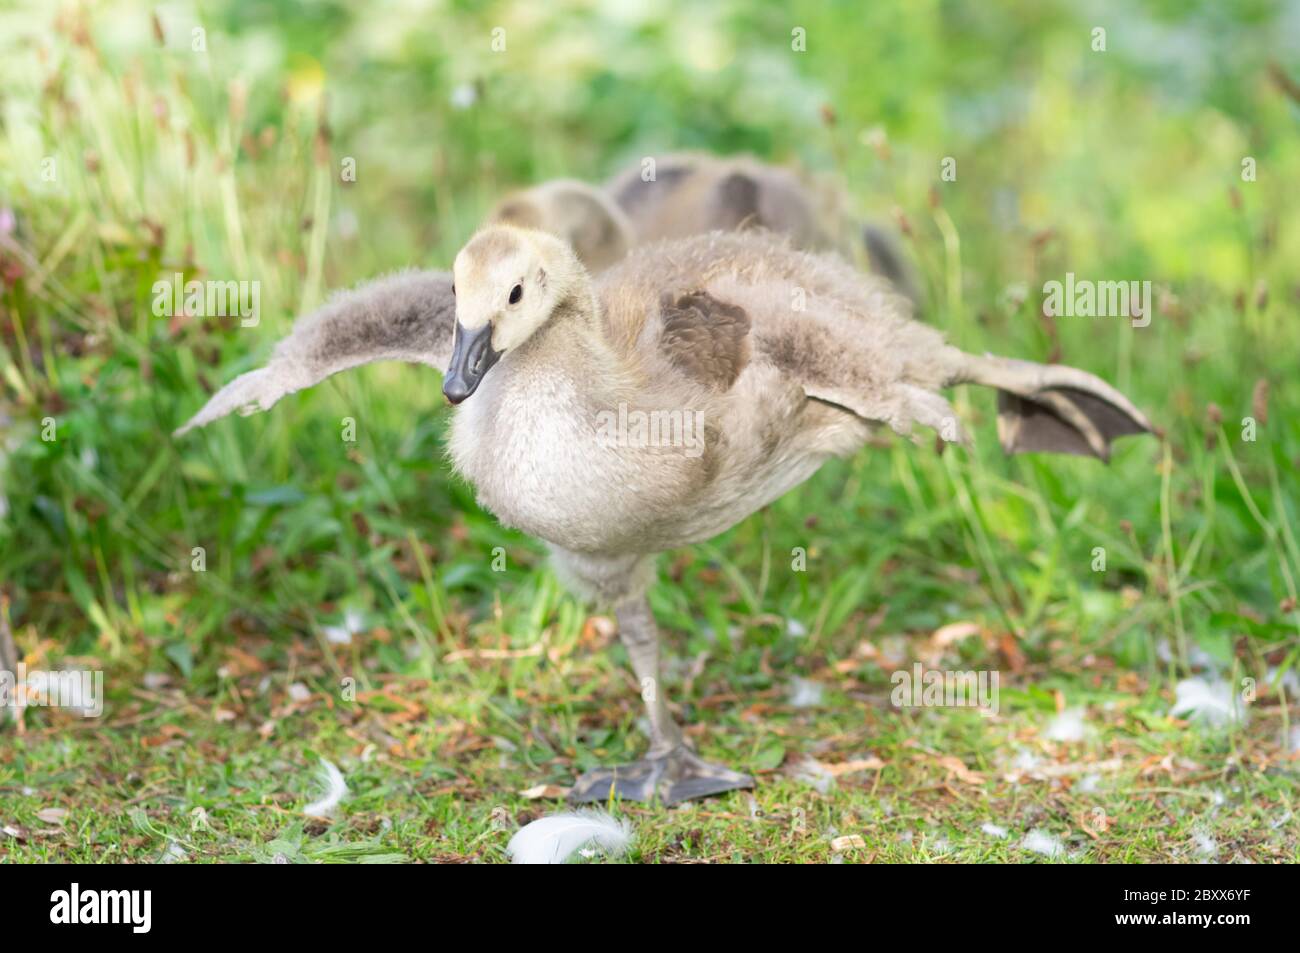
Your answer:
569;744;754;805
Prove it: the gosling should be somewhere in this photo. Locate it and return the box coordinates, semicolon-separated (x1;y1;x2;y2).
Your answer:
486;178;635;274
435;225;1151;802
177;226;1150;803
606;151;919;302
489;155;917;300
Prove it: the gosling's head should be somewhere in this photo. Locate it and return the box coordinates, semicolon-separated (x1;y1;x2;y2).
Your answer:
488;179;633;273
444;225;586;404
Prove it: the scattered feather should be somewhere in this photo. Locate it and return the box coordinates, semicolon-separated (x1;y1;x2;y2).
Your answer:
1170;677;1247;728
1020;828;1064;858
507;810;631;865
1077;773;1103;793
303;758;348;817
785;617;808;638
1044;707;1088;742
785;755;835;793
449;82;477;110
323;609;366;645
787;677;824;709
1192;831;1218;860
830;834;865;851
1012;749;1040;772
981;822;1008;839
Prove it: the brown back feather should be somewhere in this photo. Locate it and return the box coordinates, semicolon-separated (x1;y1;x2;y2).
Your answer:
657;291;752;390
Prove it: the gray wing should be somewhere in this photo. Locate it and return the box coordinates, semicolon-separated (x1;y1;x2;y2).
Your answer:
174;269;454;436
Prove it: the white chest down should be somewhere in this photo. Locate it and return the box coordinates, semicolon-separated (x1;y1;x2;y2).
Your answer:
447;371;705;553
447;366;838;556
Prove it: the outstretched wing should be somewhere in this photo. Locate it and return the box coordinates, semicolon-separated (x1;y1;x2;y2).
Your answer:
956;354;1153;462
174;270;455;436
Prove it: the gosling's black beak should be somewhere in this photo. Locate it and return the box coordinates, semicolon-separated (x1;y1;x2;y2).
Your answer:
443;321;502;404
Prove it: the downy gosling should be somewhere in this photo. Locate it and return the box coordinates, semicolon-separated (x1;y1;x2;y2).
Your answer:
176;224;1150;803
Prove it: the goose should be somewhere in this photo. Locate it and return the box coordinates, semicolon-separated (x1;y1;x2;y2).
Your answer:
606;152;919;303
178;223;1152;804
486;178;635;274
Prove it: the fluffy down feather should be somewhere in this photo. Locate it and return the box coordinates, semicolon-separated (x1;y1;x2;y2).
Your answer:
506;810;632;865
303;758;349;817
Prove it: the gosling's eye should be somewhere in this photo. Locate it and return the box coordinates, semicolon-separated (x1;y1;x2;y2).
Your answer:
509;284;523;305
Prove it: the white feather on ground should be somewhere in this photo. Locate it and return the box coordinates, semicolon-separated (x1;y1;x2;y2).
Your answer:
157;842;188;864
323;608;366;645
787;677;824;709
303;758;348;817
1192;830;1218;861
981;822;1008;839
1020;828;1064;858
1008;749;1040;775
507;810;632;864
1170;677;1248;728
1044;707;1089;742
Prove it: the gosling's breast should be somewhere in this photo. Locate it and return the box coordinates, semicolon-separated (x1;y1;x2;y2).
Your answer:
446;371;663;550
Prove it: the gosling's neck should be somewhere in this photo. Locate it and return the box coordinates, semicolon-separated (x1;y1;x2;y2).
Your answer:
506;287;624;397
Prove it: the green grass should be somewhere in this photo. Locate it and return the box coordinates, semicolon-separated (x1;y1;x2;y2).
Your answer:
1;0;1298;862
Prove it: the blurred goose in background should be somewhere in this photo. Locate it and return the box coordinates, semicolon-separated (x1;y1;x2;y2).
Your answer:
487;178;635;273
492;154;919;302
178;221;1151;803
605;152;920;304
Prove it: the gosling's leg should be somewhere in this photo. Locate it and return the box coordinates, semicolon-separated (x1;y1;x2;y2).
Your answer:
569;596;754;805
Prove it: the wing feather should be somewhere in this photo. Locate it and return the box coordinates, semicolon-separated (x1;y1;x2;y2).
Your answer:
175;270;454;436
